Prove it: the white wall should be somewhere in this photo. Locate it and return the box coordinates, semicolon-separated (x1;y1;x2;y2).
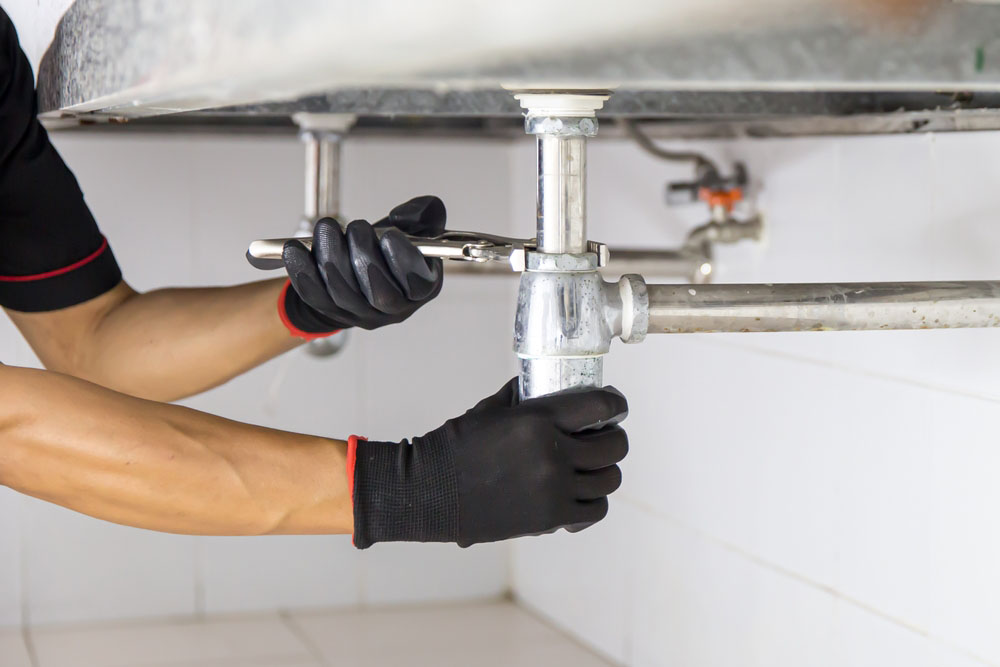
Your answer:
0;133;515;627
511;133;1000;667
4;0;73;73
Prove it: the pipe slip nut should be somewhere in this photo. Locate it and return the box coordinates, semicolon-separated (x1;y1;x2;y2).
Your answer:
524;115;599;137
618;274;649;344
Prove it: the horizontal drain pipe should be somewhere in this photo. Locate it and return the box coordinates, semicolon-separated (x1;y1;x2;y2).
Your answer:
644;281;1000;333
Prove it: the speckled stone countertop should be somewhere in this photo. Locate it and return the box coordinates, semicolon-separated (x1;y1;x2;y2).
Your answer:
35;0;1000;122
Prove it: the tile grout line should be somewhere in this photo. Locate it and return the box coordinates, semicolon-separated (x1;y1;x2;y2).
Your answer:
278;610;330;667
616;494;998;667
510;599;621;667
20;624;39;667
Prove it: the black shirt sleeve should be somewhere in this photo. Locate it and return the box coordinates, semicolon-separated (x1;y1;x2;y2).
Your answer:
0;8;121;312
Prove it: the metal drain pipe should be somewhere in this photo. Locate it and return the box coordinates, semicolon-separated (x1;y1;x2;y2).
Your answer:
293;113;356;357
513;93;611;399
644;281;1000;333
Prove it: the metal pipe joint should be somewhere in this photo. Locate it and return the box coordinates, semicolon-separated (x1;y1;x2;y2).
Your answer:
513;249;648;398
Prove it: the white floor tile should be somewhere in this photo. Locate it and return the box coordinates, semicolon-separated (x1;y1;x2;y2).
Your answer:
31;614;311;667
0;631;33;667
288;600;613;667
152;659;321;667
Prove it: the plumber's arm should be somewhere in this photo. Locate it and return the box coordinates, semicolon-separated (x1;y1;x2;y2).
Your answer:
6;280;307;402
0;363;352;535
6;205;447;402
0;365;628;544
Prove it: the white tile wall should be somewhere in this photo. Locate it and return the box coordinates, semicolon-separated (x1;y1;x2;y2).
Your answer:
6;0;74;74
512;134;1000;665
630;504;837;667
21;498;198;625
198;535;361;615
0;313;24;626
511;501;637;664
928;392;1000;664
359;542;507;607
603;501;991;667
4;0;37;74
0;488;21;627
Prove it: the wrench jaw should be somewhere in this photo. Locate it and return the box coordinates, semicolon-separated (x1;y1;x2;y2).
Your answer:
247;229;609;273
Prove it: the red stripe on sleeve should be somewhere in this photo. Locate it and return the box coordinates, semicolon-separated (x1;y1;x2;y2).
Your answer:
0;237;109;282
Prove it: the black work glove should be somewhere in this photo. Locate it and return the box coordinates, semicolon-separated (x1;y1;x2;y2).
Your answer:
280;195;446;336
348;378;629;548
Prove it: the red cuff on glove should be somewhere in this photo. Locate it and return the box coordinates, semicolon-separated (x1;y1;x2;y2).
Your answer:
277;279;340;341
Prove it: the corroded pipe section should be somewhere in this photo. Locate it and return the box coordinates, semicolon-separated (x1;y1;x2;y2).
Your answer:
646;282;1000;333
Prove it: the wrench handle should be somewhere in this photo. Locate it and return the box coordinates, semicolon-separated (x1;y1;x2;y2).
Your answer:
246;235;482;270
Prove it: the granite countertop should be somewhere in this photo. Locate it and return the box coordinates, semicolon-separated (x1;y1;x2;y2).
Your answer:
35;0;1000;124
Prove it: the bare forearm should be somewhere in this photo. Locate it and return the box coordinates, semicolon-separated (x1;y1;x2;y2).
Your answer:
0;365;350;535
8;279;303;401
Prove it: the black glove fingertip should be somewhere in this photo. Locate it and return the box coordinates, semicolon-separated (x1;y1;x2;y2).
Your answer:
282;240;323;296
405;262;444;302
345;220;383;302
385;195;447;236
380;229;442;301
313;218;357;289
281;240;345;332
